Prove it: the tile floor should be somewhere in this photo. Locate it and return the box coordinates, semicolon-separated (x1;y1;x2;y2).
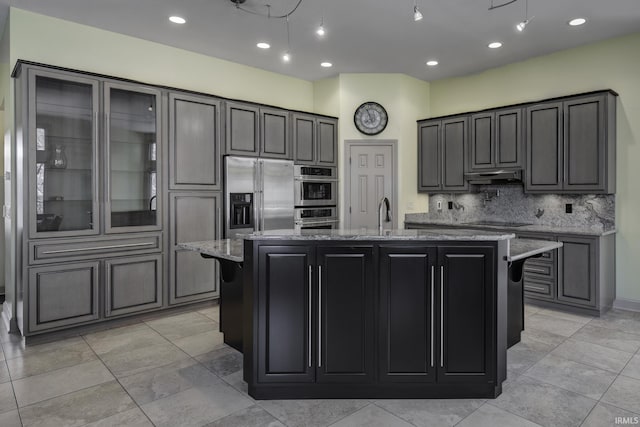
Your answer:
1;304;640;426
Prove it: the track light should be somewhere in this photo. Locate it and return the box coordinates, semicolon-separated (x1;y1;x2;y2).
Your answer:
516;19;529;32
316;17;326;36
282;51;291;62
413;2;423;21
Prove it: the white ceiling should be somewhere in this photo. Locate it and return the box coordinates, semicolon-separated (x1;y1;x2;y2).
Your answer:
1;0;639;81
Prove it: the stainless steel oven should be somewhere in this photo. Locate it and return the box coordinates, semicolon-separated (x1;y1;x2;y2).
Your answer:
294;165;338;207
294;207;339;231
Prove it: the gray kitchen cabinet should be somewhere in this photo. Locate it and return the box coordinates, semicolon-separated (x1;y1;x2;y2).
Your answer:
105;254;163;317
169;92;221;190
104;81;163;233
417;117;468;193
260;107;291;159
557;236;597;307
317;117;338;166
28;261;100;332
526;92;616;194
225;101;260;156
226;102;292;159
293;114;338;166
169;192;221;305
470;108;522;172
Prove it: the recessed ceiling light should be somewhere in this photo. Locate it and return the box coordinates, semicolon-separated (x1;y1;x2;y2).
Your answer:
568;18;586;26
426;60;438;66
320;62;333;68
257;42;271;49
488;42;503;49
169;16;186;24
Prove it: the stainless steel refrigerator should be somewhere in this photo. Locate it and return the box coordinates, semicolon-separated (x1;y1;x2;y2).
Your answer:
224;156;295;239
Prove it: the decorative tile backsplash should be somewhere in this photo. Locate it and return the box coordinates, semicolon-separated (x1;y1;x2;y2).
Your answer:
405;184;615;230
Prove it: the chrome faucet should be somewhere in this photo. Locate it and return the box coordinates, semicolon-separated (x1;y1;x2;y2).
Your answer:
378;197;392;232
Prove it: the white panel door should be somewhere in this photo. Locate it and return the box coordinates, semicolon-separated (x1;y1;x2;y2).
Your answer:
347;144;394;229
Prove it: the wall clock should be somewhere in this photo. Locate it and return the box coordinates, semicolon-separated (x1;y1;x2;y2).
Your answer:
354;101;388;135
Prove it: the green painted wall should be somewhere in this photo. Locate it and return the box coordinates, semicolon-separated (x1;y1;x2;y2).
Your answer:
430;32;640;303
8;8;314;111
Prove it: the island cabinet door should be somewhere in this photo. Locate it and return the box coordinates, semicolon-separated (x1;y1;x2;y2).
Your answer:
437;246;495;384
316;246;374;383
378;246;437;383
257;245;315;383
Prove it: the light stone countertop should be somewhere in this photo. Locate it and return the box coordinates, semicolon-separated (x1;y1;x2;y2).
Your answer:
508;239;564;262
179;239;244;263
241;228;515;241
404;219;616;237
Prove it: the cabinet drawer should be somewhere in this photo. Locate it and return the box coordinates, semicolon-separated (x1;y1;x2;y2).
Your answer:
523;262;554;278
29;234;161;264
523;279;554;298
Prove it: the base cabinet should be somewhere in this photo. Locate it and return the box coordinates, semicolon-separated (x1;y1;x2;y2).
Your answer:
247;241;502;399
28;262;100;332
105;254;162;317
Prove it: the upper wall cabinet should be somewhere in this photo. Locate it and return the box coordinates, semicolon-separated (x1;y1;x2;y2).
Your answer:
418;116;468;193
526;92;616;194
169;92;221;190
469;108;522;172
293;113;338;167
225;101;291;159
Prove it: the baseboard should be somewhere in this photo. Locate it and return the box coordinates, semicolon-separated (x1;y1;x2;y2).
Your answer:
613;298;640;313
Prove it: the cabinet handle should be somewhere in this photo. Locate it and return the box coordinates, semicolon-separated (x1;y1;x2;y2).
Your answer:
308;265;312;368
41;242;155;255
440;265;444;368
318;265;322;368
525;285;548;292
526;267;547;274
431;265;434;368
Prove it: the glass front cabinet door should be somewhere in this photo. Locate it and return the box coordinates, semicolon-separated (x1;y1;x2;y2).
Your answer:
28;70;100;238
104;83;162;233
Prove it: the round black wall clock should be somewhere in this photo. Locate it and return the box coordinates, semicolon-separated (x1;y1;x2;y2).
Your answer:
354;101;388;135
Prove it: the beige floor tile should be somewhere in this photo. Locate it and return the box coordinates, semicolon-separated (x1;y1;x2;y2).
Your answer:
457;404;542;427
536;308;594;324
2;336;85;361
19;381;136;427
13;360;114;407
622;354;640;380
204;405;285;427
571;324;640;354
171;329;225;357
523;354;616;400
197;346;243;377
525;313;585;337
99;341;190;379
82;407;153;427
7;338;96;380
0;382;17;414
373;399;485;427
198;306;220;322
0;361;10;384
331;404;412;427
141;380;253;427
145;312;219;341
581;402;640;427
119;358;219;405
551;339;634;373
0;409;22;427
260;399;369;427
83;324;166;356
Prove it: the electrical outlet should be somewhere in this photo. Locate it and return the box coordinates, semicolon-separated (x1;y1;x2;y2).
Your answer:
448;201;453;210
436;200;442;211
566;203;573;214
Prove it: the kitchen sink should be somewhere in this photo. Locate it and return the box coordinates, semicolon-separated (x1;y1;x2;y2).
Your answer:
462;220;532;227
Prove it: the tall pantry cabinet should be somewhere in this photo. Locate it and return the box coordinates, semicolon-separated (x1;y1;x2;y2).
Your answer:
10;62;221;337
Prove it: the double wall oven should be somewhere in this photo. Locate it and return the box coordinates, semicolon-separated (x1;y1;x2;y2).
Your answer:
294;165;339;231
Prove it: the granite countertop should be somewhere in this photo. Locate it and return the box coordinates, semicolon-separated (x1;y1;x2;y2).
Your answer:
404;219;616;237
179;239;243;263
508;239;564;262
242;228;515;241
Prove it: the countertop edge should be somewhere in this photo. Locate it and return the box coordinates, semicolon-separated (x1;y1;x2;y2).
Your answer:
508;240;564;262
404;221;616;237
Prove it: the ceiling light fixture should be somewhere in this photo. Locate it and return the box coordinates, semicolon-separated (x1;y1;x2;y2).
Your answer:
321;62;333;68
283;16;292;63
257;42;271;49
488;42;503;49
413;1;424;21
169;16;186;24
568;18;587;26
282;52;291;62
515;0;533;32
316;17;326;36
426;60;438;66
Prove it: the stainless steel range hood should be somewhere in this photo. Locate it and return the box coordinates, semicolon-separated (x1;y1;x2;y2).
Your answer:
464;169;522;184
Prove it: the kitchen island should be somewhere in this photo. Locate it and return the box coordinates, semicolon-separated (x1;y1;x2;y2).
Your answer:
183;228;517;399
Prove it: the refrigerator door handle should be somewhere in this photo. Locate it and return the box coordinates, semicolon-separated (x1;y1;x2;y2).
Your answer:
253;161;260;232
